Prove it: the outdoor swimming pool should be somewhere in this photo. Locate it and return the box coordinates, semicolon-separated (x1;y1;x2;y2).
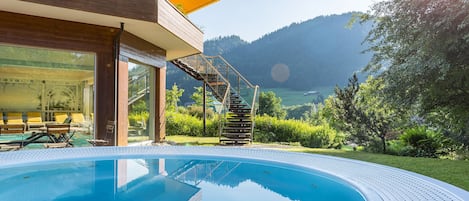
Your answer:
0;146;468;201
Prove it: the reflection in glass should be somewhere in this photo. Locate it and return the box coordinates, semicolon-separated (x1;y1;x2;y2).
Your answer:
128;61;151;142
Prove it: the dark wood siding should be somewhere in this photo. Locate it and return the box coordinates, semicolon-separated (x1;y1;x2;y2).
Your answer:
120;31;166;68
0;11;119;145
22;0;157;22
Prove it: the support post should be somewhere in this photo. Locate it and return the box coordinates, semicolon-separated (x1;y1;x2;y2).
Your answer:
203;82;207;136
154;67;166;142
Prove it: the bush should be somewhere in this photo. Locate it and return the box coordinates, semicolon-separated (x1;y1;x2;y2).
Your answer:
128;112;149;127
254;115;340;148
399;127;443;158
166;111;218;137
187;105;215;119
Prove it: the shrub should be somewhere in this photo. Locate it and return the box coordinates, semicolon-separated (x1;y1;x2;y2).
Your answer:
128;112;149;126
166;111;218;137
254;115;340;148
187;105;215;119
400;127;443;158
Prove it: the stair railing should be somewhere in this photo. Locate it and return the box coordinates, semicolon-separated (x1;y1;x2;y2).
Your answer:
174;55;232;138
204;55;260;141
176;55;230;104
172;54;259;141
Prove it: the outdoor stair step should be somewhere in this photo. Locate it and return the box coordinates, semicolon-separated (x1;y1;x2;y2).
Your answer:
208;81;226;86
227;117;251;120
223;127;251;130
226;122;251;125
229;111;251;115
219;138;251;144
225;121;252;125
224;129;251;132
222;133;251;138
228;113;251;117
228;112;251;115
230;105;248;109
227;119;252;122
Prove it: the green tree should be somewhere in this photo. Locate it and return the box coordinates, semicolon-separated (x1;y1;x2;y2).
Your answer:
258;91;286;119
190;86;213;106
361;0;469;147
166;84;184;111
333;74;403;153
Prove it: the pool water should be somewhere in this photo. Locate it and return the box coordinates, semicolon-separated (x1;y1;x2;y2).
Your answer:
0;157;365;201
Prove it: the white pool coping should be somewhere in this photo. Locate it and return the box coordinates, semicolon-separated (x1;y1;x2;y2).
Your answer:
0;146;468;201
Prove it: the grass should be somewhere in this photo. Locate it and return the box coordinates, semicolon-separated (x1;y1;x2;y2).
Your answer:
166;135;219;146
262;87;334;106
165;135;469;191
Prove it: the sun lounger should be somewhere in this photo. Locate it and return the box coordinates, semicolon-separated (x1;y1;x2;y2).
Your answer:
54;112;70;124
6;112;24;124
26;112;45;130
71;112;86;127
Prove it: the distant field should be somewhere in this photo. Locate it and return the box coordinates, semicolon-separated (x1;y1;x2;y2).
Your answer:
261;87;335;106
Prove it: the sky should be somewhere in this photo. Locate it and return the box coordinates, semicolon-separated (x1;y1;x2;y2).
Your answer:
189;0;378;42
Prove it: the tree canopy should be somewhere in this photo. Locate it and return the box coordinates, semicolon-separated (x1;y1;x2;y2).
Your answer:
361;0;469;147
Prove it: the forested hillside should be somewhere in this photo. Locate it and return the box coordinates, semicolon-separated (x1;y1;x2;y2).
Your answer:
167;12;372;103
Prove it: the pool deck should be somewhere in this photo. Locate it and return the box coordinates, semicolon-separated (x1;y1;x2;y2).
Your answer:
0;146;468;201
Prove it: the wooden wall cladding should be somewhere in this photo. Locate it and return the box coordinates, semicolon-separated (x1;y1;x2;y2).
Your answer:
120;31;166;68
0;11;119;145
22;0;158;22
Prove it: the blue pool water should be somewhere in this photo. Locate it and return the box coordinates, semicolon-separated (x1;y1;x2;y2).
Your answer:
0;156;365;201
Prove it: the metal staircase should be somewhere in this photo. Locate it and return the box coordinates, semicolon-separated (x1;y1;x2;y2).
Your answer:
170;54;259;144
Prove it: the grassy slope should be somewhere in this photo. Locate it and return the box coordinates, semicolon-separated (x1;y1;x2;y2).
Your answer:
165;135;469;191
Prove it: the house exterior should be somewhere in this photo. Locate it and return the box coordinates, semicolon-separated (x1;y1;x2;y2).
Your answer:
0;0;218;146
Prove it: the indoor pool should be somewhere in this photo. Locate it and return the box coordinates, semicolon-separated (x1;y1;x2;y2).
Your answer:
0;146;468;201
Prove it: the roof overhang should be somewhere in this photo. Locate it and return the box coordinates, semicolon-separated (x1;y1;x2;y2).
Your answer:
0;0;204;60
169;0;219;14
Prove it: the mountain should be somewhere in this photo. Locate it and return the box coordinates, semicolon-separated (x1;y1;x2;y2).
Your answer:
167;12;372;104
204;35;248;56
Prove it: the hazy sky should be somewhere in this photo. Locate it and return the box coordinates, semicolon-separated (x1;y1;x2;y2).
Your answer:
189;0;378;42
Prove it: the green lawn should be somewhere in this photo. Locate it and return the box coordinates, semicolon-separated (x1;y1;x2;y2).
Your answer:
262;87;334;106
165;135;469;191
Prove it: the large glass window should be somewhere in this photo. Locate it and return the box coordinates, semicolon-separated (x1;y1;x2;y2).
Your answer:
0;44;95;138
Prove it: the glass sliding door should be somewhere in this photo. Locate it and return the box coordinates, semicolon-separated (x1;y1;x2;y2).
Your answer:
128;61;151;142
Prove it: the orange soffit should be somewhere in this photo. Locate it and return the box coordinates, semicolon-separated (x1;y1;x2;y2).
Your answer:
169;0;219;14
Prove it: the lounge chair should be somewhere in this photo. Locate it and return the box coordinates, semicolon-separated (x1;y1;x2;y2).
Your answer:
43;124;75;148
0;112;4;125
70;112;86;127
87;120;114;146
26;112;45;130
54;112;70;124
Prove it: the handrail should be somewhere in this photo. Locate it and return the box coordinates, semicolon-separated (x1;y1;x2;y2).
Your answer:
177;55;230;104
205;55;255;88
250;85;259;142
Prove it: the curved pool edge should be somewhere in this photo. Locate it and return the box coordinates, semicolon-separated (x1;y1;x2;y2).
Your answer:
0;146;468;201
